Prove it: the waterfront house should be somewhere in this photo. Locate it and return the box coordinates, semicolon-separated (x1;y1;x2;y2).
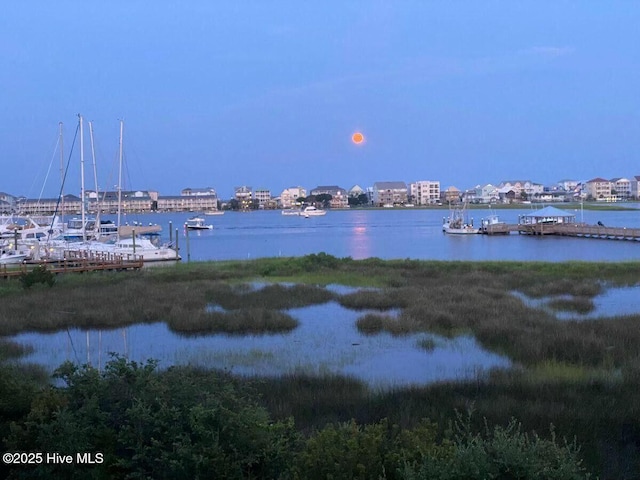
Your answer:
610;178;631;200
310;186;349;208
467;184;499;204
372;182;408;206
631;176;640;200
17;194;82;215
279;187;307;209
441;186;461;204
348;185;365;198
157;194;218;212
584;178;613;201
253;188;271;207
0;192;17;211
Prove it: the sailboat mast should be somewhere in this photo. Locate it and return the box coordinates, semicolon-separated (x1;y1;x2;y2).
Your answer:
117;119;123;239
89;121;101;237
59;122;64;223
79;114;86;242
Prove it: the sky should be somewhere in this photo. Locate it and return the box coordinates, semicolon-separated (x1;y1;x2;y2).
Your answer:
2;2;640;200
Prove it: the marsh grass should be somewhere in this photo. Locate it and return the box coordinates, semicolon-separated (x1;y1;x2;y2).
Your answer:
168;308;298;335
417;337;438;351
547;296;595;314
0;339;34;360
207;283;336;310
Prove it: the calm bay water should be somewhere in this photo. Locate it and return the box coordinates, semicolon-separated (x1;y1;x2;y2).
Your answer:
122;206;640;263
7;206;640;387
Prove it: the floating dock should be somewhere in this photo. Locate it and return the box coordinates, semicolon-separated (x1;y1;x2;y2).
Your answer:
1;250;143;279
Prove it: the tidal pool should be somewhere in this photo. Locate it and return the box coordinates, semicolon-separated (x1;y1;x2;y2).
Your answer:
514;285;640;320
8;300;510;390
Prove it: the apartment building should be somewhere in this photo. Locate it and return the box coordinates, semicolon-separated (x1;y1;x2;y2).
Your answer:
409;180;440;205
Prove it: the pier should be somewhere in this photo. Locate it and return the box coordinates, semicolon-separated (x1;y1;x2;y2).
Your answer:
481;222;640;241
1;250;143;279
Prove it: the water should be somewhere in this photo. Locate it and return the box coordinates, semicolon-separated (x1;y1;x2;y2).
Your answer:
118;206;640;262
10;302;510;389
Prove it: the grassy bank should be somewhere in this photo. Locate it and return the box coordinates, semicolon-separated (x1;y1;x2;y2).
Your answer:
2;253;640;476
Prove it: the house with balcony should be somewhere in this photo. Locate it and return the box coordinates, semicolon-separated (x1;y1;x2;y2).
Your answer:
372;182;408;206
466;184;499;204
409;180;440;205
584;177;613;201
279;186;307;209
631;176;640;199
17;194;82;215
310;186;349;208
610;178;631;200
253;188;271;207
497;180;543;201
441;186;461;204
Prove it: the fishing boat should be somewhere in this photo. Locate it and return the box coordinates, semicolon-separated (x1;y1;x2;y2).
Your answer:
442;202;479;234
184;216;213;230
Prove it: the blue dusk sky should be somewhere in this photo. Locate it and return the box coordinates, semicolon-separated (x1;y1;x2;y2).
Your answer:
2;2;639;199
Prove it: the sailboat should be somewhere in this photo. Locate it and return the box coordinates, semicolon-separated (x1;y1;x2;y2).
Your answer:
83;119;181;262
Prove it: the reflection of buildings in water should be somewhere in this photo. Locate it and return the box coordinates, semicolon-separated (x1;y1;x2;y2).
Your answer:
349;224;371;259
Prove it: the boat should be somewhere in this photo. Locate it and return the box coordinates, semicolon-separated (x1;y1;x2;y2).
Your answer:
0;248;28;265
184;216;213;230
281;209;301;216
442;203;479;234
301;206;327;217
77;237;181;262
204;210;224;216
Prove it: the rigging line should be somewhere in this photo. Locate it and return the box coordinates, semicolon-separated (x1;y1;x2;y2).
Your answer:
66;327;81;365
47;121;80;241
36;136;61;203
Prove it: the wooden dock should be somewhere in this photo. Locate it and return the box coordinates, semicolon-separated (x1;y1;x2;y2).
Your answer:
1;250;144;279
481;222;640;241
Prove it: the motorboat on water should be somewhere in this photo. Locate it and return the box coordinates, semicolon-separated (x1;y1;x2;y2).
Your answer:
281;209;301;216
184;216;213;230
301;206;327;217
204;210;224;216
0;248;28;265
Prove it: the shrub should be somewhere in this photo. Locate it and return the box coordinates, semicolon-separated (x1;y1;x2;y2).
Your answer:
20;265;55;289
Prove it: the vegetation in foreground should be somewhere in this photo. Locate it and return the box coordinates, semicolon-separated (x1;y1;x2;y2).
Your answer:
3;357;591;479
2;253;640;477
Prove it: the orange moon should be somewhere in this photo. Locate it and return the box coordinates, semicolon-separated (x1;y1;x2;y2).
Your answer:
351;132;365;144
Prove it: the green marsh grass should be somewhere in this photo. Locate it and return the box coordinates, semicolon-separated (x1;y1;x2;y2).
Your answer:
547;296;596;314
168;308;299;335
0;339;34;361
